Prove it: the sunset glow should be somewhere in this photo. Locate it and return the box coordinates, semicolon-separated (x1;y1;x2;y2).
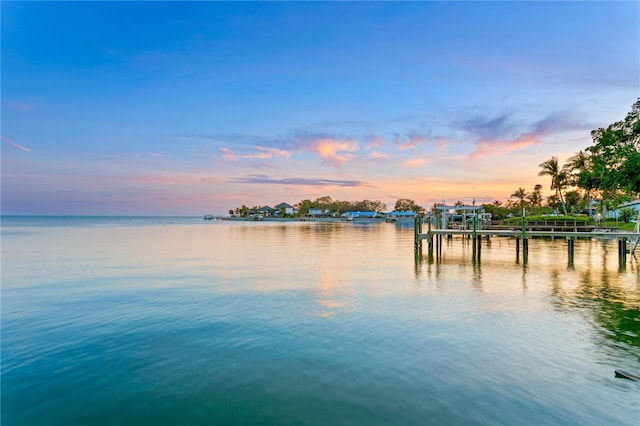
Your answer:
2;2;638;215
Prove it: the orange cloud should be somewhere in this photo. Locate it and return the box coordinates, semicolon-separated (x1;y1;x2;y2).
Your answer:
245;146;291;159
401;157;430;168
309;138;358;167
469;136;538;159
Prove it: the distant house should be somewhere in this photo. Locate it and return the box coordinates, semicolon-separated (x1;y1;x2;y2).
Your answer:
341;211;380;220
274;202;296;215
608;199;640;219
257;206;275;216
308;208;330;217
386;211;417;218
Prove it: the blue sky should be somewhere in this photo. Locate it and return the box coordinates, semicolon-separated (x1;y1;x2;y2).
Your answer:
2;1;638;215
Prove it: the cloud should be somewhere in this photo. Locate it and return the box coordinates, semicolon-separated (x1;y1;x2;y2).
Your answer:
393;130;430;150
184;130;358;167
1;136;33;152
454;113;515;140
401;157;430;168
306;138;358;167
469;135;539;159
456;108;588;159
366;151;387;159
219;147;236;161
219;146;292;162
229;174;368;187
7;101;33;112
363;133;385;149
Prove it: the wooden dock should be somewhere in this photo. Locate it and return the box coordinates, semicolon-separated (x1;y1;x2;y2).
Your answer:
414;217;639;266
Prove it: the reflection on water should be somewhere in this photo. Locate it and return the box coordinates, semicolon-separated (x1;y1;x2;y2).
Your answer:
418;236;640;365
2;218;639;425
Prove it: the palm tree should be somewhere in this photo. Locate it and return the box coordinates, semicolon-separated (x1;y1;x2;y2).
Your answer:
538;156;568;215
510;187;528;211
527;184;543;209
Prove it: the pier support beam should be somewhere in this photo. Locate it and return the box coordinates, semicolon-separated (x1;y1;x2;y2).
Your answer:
619;238;627;267
567;238;575;265
414;216;423;256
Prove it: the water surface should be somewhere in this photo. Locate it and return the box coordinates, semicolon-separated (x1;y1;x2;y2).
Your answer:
2;217;639;425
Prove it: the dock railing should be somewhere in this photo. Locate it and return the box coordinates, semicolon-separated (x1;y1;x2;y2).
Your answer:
415;216;638;266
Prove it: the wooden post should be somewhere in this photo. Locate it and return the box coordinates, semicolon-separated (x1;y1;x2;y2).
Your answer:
619;237;627;266
521;209;528;264
567;238;574;265
516;237;520;262
427;219;433;262
472;215;478;262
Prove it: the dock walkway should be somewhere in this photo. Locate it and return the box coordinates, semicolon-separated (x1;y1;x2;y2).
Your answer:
414;218;638;266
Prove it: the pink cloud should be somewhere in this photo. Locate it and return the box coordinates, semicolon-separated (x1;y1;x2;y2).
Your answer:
394;131;429;150
469;135;539;159
366;151;387;159
308;138;358;168
244;146;291;160
219;147;236;161
1;136;33;152
219;146;291;162
7;101;33;112
401;157;430;168
364;134;385;149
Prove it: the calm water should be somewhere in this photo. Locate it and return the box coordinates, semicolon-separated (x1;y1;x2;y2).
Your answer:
2;216;639;425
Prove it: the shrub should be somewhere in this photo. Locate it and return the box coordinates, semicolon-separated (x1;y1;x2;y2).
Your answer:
619;207;636;223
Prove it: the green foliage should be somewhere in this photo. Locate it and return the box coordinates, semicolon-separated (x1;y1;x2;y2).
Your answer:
234;196;392;218
501;215;591;226
619;207;636;223
538;156;568;214
394;198;424;213
586;99;640;203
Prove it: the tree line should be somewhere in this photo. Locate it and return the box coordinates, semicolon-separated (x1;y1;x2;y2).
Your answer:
228;99;639;221
229;197;426;217
486;99;639;220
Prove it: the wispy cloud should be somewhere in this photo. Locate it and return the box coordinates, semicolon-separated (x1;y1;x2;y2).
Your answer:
393;130;430;150
229;174;368;187
455;113;515;140
366;151;387;159
457;108;588;159
401;157;430;168
469;136;538;159
362;133;385;149
7;101;34;112
1;136;33;152
219;146;292;162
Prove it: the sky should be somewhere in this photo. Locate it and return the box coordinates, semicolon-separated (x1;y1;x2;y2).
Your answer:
2;1;639;216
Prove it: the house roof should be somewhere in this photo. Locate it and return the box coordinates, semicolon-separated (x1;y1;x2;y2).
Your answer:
620;199;640;208
275;202;294;209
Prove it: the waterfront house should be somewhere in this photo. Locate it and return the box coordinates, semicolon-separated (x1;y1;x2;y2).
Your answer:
274;202;296;215
257;206;275;216
308;208;331;217
386;211;417;219
341;211;381;220
608;199;640;219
